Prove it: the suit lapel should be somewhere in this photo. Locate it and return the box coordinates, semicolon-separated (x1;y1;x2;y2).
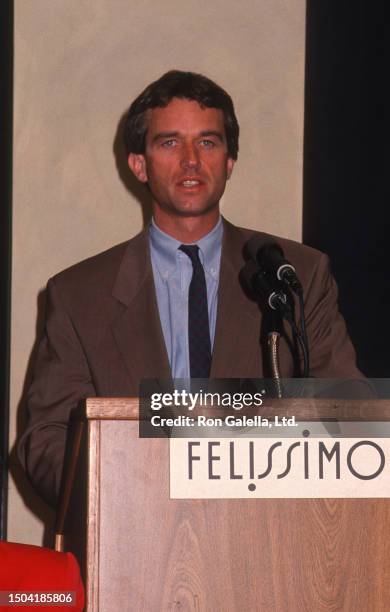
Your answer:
109;220;263;384
211;219;264;377
111;229;172;387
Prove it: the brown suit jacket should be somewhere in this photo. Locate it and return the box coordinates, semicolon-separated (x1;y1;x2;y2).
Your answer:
18;219;362;505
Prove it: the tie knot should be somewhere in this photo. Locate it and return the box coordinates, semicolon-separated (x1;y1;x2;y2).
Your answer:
179;244;201;266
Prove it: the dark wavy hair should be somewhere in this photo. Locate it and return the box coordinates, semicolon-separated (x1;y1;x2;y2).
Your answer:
124;70;239;160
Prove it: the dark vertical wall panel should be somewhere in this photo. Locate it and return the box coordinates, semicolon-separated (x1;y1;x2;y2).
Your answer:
0;0;13;538
303;0;385;376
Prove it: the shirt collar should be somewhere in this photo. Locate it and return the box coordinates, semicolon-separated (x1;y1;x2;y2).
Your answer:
149;216;223;279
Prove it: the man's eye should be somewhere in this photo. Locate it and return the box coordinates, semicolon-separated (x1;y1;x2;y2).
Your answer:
162;139;177;148
200;139;215;148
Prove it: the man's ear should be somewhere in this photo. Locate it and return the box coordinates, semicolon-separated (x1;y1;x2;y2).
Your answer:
127;153;148;183
226;157;235;180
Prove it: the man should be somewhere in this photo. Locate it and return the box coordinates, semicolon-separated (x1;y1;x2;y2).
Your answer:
18;70;362;506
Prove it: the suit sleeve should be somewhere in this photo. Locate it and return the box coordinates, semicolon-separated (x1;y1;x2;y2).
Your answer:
18;277;96;507
303;252;363;379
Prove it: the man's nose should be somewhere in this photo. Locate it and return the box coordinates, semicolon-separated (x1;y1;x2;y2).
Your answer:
180;143;200;171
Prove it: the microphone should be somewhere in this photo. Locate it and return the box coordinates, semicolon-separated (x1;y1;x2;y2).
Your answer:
245;235;310;377
241;260;293;320
246;236;303;295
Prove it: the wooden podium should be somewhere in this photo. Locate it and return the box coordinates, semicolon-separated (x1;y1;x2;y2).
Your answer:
56;398;390;611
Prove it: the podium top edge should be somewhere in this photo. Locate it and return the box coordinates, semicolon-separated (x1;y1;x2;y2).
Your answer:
79;397;390;421
84;397;140;419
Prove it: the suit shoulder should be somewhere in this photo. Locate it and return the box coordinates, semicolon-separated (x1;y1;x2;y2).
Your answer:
224;220;325;265
223;220;329;291
51;241;127;287
50;230;146;295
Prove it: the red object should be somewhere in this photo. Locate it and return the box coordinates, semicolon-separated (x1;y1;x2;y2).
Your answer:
0;541;84;611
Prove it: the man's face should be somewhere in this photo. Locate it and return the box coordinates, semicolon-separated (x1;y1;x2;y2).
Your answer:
128;98;235;223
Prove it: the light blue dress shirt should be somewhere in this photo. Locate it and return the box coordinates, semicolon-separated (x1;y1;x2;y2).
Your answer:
149;217;223;379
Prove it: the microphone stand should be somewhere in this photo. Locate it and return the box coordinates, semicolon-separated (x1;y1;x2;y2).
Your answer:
241;259;309;392
267;331;283;398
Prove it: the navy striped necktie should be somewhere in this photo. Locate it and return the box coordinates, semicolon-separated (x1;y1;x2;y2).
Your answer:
179;244;212;378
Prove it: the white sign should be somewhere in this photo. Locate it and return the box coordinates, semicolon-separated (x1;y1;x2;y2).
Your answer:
170;438;390;498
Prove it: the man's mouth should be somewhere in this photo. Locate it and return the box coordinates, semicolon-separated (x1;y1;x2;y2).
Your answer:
179;178;203;188
182;180;199;186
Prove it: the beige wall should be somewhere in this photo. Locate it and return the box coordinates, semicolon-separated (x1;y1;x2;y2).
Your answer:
10;1;306;544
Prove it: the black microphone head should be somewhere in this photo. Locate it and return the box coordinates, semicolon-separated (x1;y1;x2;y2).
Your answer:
245;235;284;266
259;243;286;268
240;260;269;299
245;235;301;293
240;260;289;313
